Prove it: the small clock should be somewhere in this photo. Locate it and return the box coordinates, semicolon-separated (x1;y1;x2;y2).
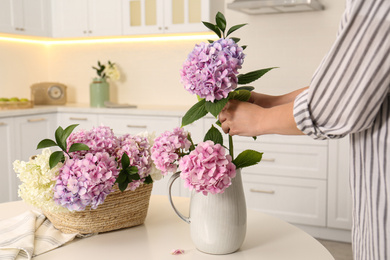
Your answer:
31;82;67;105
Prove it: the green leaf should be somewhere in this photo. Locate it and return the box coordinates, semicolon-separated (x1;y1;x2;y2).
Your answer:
144;176;153;184
54;126;65;151
203;125;223;146
68;143;90;153
116;171;127;184
37;139;57;149
227;23;247;37
121;153;130;169
62;124;79;146
205;98;228;118
207;39;214;43
233;150;263;169
49;151;65;169
237;67;277;85
235;86;254;92
127;166;138;174
202;21;221;38
187;133;196;151
215;12;226;33
215;120;221;127
230;37;240;43
181;99;208;127
242;45;247;50
228;89;251;102
118;181;128;192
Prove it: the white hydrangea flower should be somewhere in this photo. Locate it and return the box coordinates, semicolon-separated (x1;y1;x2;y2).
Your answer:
13;148;69;213
105;63;120;81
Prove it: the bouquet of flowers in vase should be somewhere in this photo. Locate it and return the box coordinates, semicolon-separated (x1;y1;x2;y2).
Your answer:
92;60;120;81
151;12;276;195
13;124;161;213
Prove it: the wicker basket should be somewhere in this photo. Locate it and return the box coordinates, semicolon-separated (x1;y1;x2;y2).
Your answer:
44;183;153;234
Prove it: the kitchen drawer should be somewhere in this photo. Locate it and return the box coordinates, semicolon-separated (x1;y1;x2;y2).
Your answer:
98;114;180;136
233;141;328;179
242;173;327;227
58;113;98;131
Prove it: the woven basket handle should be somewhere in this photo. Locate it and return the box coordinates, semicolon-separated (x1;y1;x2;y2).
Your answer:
168;172;190;224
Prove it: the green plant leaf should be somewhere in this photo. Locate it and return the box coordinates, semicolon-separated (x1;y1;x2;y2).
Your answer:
181;99;208;127
227;23;247;37
121;152;130;169
202;21;221;38
235;86;254;92
230;37;240;43
205;98;228;118
68;143;90;153
116;171;127;184
237;67;277;85
187;133;196;151
49;151;65;169
37;139;57;149
233;150;263;169
228;89;251;102
216;12;226;33
62;124;79;146
204;125;223;146
144;176;153;184
118;181;128;192
54;126;65;151
242;45;247;50
207;39;214;43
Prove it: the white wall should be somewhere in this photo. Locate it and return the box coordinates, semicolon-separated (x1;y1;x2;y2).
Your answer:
0;0;345;107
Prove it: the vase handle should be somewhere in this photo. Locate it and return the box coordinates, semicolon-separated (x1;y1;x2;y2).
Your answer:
167;172;190;224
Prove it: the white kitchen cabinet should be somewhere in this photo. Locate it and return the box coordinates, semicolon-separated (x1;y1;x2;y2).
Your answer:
0;0;51;36
122;0;224;35
327;137;352;230
98;114;180;136
57;112;98;131
0;118;15;203
51;0;122;38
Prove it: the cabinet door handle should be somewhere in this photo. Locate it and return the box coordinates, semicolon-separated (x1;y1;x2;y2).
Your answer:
262;158;276;162
250;188;275;194
0;122;7;126
127;124;147;129
69;117;88;121
28;118;46;123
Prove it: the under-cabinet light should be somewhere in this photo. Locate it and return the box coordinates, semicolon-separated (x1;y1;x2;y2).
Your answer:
0;33;218;45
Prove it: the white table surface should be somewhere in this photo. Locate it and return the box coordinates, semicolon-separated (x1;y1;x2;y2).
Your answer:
0;195;334;260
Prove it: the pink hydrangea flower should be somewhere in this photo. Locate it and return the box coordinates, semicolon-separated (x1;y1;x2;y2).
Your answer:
180;38;245;102
53;152;119;211
67;125;119;158
151;128;191;175
116;134;153;191
179;140;236;195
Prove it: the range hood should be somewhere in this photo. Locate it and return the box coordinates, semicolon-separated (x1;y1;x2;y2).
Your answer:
227;0;324;14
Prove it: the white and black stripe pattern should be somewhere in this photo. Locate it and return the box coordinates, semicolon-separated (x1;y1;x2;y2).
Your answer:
294;1;390;259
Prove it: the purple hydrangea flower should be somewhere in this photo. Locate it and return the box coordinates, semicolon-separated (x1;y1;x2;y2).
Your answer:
179;140;236;195
151;127;191;176
116;134;153;191
180;38;245;102
53;152;119;211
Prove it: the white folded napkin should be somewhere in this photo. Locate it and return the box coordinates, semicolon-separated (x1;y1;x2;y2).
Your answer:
0;210;77;260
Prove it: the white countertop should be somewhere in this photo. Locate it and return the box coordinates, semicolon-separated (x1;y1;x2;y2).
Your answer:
0;196;334;260
0;103;193;118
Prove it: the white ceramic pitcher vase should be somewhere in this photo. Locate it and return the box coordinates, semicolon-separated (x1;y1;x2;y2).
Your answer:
168;169;247;255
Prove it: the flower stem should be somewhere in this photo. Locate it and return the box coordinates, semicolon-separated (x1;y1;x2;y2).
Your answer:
229;135;234;158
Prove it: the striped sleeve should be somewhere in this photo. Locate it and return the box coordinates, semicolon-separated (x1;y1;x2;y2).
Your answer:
294;0;390;140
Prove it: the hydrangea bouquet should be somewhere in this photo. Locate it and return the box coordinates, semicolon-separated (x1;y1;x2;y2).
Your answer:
151;13;275;195
13;125;160;213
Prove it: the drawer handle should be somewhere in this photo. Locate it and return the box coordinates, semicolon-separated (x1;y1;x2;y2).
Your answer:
262;158;276;162
0;122;7;126
250;188;275;194
127;125;147;129
28;118;46;123
69;117;88;121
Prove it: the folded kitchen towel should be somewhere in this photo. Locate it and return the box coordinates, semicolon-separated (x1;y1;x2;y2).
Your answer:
0;210;77;260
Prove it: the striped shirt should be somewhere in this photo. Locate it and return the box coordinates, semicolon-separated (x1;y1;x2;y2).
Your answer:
293;1;390;259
